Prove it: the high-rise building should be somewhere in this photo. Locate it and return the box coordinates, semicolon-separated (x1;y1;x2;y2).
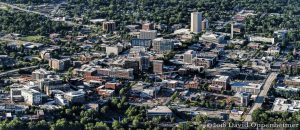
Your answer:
49;58;71;71
183;50;196;64
240;92;251;107
131;38;152;48
142;23;154;30
128;46;150;71
139;30;157;40
190;12;202;33
153;60;163;74
201;19;209;31
103;21;116;32
152;38;174;53
124;59;140;74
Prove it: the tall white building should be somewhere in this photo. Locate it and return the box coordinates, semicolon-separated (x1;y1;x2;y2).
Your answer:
191;12;202;33
183;50;196;64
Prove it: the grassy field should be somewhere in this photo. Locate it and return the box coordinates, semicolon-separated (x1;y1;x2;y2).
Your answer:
21;35;45;42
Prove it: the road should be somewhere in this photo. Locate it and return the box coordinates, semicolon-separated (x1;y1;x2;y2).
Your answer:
0;2;51;17
0;2;78;26
0;64;47;77
244;72;278;121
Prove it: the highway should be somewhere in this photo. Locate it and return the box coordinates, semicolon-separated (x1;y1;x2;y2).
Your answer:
244;72;278;122
0;2;78;26
0;64;47;77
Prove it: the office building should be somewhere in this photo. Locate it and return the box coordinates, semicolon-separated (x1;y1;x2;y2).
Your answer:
102;21;116;32
49;58;71;71
231;82;262;95
106;46;122;56
285;76;300;87
153;60;163;74
201;32;225;44
21;89;42;106
202;18;209;31
127;47;150;71
142;23;154;30
64;91;85;103
131;38;152;48
124;58;140;73
272;98;300;112
39;75;65;95
98;68;134;79
96;88;115;97
194;57;215;68
104;82;121;90
249;36;275;44
32;68;54;80
240;92;251;107
280;62;298;75
147;106;173;117
191;12;202;33
183;50;196;64
209;75;230;91
274;30;288;42
152;38;174;53
139;30;157;40
54;94;69;106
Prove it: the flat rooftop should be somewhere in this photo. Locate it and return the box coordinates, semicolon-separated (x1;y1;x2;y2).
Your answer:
147;106;172;113
214;75;229;82
272;98;300;113
231;82;262;89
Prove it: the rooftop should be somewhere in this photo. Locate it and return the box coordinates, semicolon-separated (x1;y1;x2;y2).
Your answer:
272;98;300;113
147;106;172;113
213;75;229;82
231;82;262;89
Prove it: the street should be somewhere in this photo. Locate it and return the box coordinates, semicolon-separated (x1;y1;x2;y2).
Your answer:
244;72;278;121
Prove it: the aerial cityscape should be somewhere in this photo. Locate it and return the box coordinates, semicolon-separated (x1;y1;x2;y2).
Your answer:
0;0;299;129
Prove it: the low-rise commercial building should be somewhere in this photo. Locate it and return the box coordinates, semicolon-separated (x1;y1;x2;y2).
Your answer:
201;32;225;44
64;91;85;103
272;98;300;112
32;68;54;80
231;82;262;95
147;106;173;117
98;68;134;79
21;89;42;106
285;76;300;87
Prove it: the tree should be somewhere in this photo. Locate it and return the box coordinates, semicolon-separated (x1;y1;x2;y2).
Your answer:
112;120;121;129
193;114;208;124
132;118;139;128
94;122;109;130
101;105;109;113
4;118;25;130
28;120;49;130
50;119;68;130
119;88;126;96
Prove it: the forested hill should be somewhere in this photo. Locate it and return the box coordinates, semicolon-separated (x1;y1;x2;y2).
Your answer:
0;10;71;35
0;0;61;4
